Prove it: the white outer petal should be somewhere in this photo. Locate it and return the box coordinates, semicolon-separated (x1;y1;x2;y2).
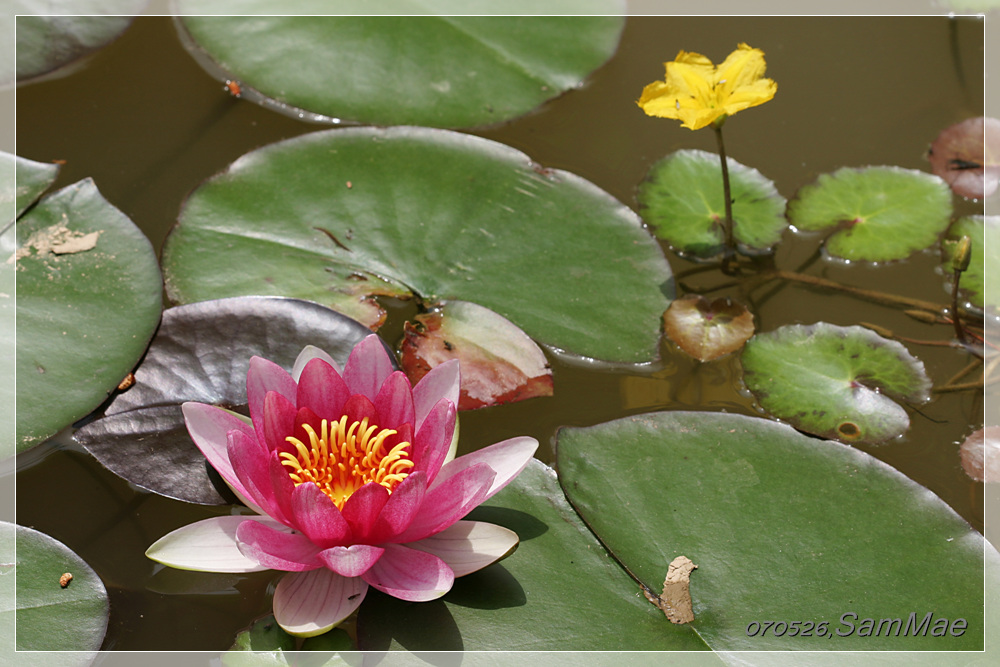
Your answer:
407;520;519;577
146;515;282;573
292;345;340;381
273;569;367;637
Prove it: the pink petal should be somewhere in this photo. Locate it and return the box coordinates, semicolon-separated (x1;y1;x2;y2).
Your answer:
367;471;426;543
362;543;454;602
228;430;287;524
342;334;395;401
318;544;385;577
341;482;389;543
274;569;367;637
247;356;297;433
410;398;456;484
296;358;351;422
430;436;537;503
292;345;341;381
373;371;415;431
290;481;353;548
268;452;297;525
342;394;377;426
146;515;276;573
236;519;323;571
393;462;496;543
182;402;256;500
412;359;460;430
262;391;297;453
407;520;519;577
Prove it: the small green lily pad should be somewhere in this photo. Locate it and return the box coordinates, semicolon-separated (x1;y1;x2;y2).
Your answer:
637;149;788;257
0;521;109;653
175;12;624;129
556;411;993;651
740;323;931;444
162;126;672;365
787;166;952;262
15;178;162;451
942;215;989;310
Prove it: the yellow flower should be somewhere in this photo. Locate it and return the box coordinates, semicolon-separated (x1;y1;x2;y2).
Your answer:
638;43;777;130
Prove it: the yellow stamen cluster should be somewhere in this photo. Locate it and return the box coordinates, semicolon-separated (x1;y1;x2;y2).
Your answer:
280;415;414;509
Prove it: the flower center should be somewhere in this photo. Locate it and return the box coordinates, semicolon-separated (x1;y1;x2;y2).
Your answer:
280;416;414;509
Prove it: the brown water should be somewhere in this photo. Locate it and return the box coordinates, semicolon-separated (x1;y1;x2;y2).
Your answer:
14;15;987;651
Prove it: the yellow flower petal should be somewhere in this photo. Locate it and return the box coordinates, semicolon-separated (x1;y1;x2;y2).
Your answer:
637;43;776;130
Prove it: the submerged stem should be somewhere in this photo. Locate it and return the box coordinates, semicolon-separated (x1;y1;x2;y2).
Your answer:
712;122;738;275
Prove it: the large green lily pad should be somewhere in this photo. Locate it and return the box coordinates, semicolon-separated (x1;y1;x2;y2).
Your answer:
637;149;787;258
162;127;672;365
740;323;931;444
787;166;952;262
556;411;992;651
356;459;711;651
15;178;162;451
175;12;624;128
74;296;379;504
0;521;108;654
5;152;60;217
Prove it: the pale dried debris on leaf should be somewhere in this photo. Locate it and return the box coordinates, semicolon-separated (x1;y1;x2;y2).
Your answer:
11;221;101;263
643;555;698;624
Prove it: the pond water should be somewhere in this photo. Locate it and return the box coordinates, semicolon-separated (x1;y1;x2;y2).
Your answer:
14;14;987;651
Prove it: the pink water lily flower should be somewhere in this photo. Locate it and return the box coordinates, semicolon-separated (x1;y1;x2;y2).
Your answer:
146;335;537;636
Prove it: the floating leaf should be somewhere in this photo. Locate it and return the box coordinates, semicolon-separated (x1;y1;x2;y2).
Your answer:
740;323;931;444
637;149;787;257
14;3;146;82
400;300;552;410
943;215;989;309
663;294;754;361
75;296;381;504
15;178;162;451
356;459;709;651
787;166;952;262
960;426;999;483
162;126;672;365
3;152;60;218
556;411;994;650
927;116;1000;199
0;521;108;653
0;230;12;461
175;12;624;129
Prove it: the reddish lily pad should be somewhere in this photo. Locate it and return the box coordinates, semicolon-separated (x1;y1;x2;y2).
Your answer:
787;166;952;262
740;323;931;444
960;426;999;483
663;294;754;362
928;116;1000;200
174;12;624;129
638;149;787;258
400;300;553;410
74;296;383;504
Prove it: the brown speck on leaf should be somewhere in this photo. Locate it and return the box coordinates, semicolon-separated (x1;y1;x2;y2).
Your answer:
346;181;353;189
643;555;697;624
117;373;135;391
60;572;73;588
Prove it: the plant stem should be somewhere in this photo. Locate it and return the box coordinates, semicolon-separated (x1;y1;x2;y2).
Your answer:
951;268;967;345
712;123;738;275
760;269;946;313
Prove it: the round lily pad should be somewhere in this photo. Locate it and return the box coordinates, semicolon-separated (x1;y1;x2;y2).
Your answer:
15;178;162;451
787;166;952;262
663;294;755;362
162;126;672;365
175;11;624;129
942;215;988;310
740;323;931;444
75;296;382;504
637;149;788;258
556;411;994;651
0;521;109;653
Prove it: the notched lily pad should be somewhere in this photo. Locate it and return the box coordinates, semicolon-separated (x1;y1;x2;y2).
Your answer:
787;166;952;262
942;215;989;310
3;152;60;218
175;13;625;129
15;178;162;451
740;323;931;444
400;300;553;410
162;126;671;365
928;116;1000;200
637;149;787;258
960;426;999;483
0;522;109;652
663;294;754;361
74;296;380;504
